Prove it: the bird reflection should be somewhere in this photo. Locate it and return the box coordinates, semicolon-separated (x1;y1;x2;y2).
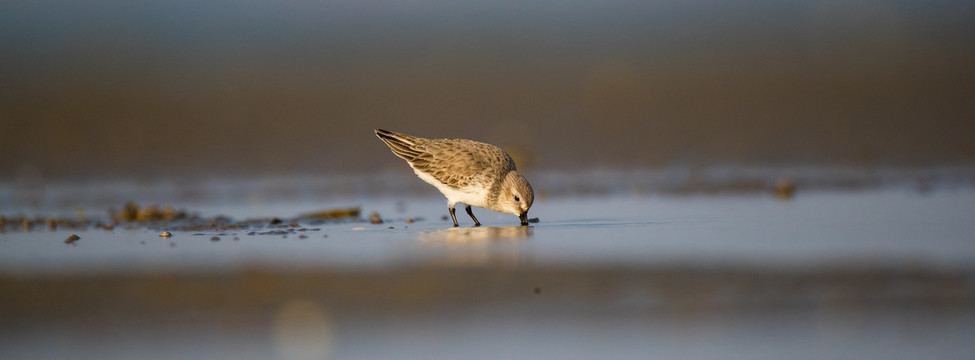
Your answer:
422;225;532;242
419;226;532;266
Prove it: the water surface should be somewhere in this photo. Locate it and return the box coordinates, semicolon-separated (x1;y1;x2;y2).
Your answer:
2;185;974;359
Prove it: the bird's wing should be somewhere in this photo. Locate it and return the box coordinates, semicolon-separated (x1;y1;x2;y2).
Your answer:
375;129;514;189
375;129;423;160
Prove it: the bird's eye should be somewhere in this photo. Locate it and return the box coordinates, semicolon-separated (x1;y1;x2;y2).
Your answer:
514;196;520;202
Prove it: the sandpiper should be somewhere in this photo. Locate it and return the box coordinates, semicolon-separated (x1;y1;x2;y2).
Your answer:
375;129;534;226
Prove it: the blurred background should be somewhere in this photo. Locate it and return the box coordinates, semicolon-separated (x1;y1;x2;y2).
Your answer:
2;0;974;181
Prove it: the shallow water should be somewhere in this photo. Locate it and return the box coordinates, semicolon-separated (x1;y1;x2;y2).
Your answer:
2;185;974;359
2;188;974;273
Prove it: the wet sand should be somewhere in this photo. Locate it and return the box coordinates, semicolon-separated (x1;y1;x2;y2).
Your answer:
2;180;974;359
3;267;973;359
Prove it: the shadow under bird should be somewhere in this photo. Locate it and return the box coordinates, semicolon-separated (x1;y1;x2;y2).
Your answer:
375;129;534;226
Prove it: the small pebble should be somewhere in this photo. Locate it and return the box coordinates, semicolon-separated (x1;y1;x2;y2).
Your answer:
64;234;81;244
233;237;239;241
369;212;383;224
387;226;394;229
210;236;220;242
774;178;797;199
405;218;415;223
160;231;173;238
298;234;307;239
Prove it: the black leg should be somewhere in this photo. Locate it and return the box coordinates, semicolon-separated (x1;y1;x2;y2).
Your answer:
448;205;459;227
465;205;481;227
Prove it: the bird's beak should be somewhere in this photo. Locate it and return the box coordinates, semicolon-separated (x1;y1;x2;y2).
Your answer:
519;212;529;226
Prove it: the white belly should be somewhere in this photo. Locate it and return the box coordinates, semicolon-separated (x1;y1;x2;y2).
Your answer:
413;169;490;208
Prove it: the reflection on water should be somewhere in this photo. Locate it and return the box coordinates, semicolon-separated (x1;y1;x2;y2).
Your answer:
419;226;532;266
421;226;532;243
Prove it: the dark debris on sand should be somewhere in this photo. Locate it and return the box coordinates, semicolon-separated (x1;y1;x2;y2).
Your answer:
2;215;92;233
1;202;397;236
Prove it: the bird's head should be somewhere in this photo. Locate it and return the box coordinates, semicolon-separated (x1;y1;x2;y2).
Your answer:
497;171;534;225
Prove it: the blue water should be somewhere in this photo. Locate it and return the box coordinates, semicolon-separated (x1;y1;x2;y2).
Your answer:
2;187;973;273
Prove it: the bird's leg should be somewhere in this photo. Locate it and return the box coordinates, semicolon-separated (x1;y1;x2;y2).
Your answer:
448;204;459;227
465;205;481;227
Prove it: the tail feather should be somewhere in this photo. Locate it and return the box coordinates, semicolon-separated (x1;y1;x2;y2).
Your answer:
375;129;423;160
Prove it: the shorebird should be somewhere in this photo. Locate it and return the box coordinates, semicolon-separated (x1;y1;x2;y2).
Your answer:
375;129;534;226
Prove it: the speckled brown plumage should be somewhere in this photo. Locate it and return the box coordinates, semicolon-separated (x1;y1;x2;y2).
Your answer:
375;129;534;227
